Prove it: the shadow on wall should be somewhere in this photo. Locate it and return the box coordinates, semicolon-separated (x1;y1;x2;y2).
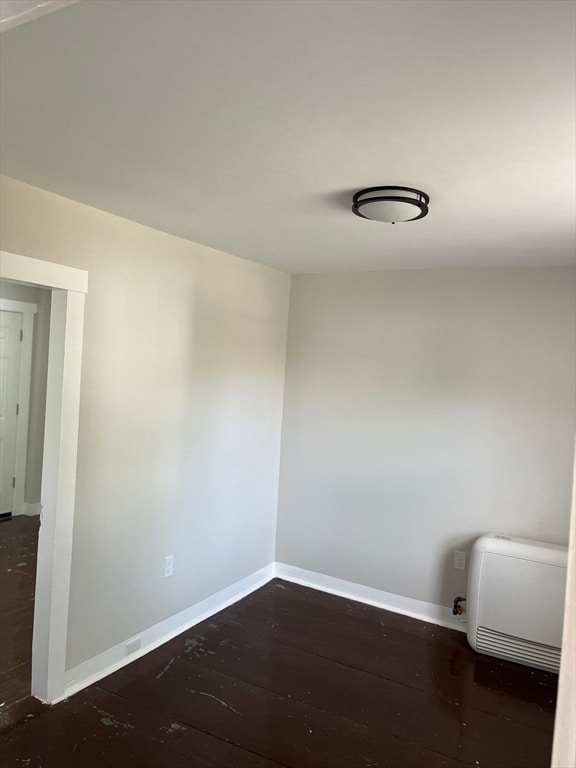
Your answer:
147;251;289;610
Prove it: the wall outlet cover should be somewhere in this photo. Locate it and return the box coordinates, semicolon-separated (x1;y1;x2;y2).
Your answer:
125;637;141;655
164;555;174;578
454;551;467;571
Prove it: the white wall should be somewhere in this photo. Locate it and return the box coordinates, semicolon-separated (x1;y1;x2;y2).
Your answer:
0;281;51;505
1;173;573;673
26;287;51;503
277;269;576;608
0;176;291;669
0;282;39;304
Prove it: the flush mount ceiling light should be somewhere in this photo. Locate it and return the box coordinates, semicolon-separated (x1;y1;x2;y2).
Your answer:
352;186;430;224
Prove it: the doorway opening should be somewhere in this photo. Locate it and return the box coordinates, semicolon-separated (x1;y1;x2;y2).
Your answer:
0;283;51;725
0;251;87;715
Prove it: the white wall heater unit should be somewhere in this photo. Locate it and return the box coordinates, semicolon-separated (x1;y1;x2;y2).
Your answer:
467;534;568;673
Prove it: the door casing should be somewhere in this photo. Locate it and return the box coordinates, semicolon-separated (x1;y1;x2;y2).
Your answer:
0;250;87;703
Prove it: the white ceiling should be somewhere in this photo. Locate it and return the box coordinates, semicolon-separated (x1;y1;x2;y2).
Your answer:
1;0;575;273
0;0;79;33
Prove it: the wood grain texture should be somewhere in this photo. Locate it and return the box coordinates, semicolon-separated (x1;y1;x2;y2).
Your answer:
0;577;557;766
0;515;45;733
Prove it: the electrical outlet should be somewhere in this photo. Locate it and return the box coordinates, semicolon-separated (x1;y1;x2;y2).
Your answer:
125;637;141;656
164;555;174;578
454;550;467;571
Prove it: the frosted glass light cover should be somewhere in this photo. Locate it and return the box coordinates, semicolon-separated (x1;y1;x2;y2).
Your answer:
352;187;429;223
357;199;417;222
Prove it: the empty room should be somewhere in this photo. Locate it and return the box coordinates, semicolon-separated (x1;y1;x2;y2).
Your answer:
0;1;575;767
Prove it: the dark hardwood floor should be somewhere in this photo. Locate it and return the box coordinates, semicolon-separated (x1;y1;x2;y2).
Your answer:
0;577;557;767
0;514;45;732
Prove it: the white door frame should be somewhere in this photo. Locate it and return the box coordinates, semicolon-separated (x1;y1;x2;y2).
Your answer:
0;250;88;703
0;297;37;517
552;447;576;767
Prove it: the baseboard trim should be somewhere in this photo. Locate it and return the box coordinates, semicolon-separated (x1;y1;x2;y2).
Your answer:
10;502;40;517
59;563;275;704
273;562;466;634
57;560;465;705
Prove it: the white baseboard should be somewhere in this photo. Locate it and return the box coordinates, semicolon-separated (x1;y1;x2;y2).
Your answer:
58;561;465;705
59;563;275;703
11;502;40;516
273;562;466;634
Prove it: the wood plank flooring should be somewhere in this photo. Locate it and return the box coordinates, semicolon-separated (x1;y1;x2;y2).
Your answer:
0;515;45;732
0;577;557;767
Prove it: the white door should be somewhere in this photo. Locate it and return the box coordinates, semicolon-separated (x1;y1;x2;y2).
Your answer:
0;310;23;516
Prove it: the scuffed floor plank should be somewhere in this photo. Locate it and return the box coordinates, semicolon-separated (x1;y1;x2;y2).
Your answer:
0;687;285;768
114;619;552;767
0;578;557;767
0;515;40;731
101;655;470;768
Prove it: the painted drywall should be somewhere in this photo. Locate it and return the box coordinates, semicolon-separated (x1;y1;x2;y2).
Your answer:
0;176;291;668
0;281;50;505
27;287;50;503
277;269;576;608
0;282;39;304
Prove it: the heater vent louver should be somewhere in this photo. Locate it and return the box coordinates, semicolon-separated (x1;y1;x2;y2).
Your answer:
466;535;567;673
476;625;561;673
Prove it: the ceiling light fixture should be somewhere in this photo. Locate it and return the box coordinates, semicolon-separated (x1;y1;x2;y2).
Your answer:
352;186;430;224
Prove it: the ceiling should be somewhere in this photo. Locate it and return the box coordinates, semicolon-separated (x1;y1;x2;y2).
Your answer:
1;0;575;273
0;1;79;33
